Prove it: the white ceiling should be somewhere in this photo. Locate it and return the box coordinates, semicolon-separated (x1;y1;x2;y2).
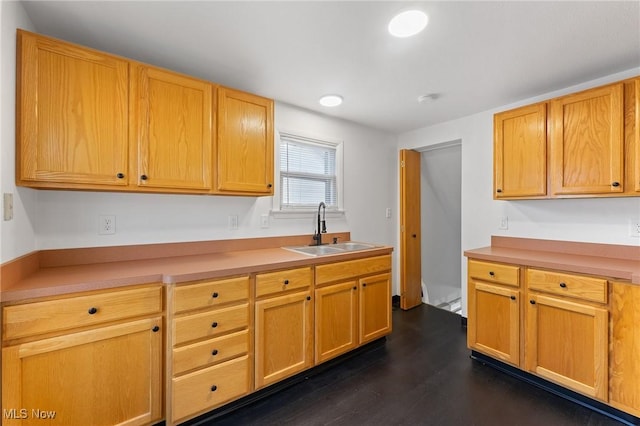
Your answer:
19;1;640;134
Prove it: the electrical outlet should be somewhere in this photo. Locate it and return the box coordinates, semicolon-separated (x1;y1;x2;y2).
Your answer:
99;215;116;235
629;219;640;238
385;208;392;219
228;215;238;230
498;216;508;230
260;214;269;228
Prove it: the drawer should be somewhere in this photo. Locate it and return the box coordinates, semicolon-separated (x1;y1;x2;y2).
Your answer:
468;260;520;287
174;276;249;314
527;269;607;304
173;329;249;375
173;303;249;346
315;255;391;285
172;355;250;423
3;285;162;341
255;267;312;298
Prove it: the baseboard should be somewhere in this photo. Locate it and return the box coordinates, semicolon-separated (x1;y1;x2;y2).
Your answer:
470;351;640;426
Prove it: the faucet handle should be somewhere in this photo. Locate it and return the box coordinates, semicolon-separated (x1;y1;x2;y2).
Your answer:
332;237;339;244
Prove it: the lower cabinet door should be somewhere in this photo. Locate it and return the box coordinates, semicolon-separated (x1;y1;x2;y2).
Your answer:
172;355;250;423
525;294;608;401
1;317;162;426
359;273;392;344
467;280;520;366
254;290;313;389
315;281;358;364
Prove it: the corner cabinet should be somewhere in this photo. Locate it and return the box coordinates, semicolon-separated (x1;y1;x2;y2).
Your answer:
130;64;213;192
1;284;163;426
16;29;129;188
216;87;274;195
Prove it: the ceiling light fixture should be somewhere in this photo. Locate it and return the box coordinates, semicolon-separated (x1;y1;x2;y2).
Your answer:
319;95;343;107
388;10;428;38
418;93;439;103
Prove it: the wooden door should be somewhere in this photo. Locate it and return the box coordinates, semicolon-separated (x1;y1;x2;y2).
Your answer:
550;83;624;195
132;64;212;191
17;30;129;187
217;88;274;194
467;280;520;366
359;273;392;344
399;149;422;310
315;281;358;364
1;317;162;426
494;103;547;198
525;294;608;400
254;290;313;389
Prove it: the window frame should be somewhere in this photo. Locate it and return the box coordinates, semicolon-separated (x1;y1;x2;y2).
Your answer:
272;130;344;217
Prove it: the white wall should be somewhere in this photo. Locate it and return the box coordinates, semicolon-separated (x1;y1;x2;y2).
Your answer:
0;1;37;266
399;68;640;317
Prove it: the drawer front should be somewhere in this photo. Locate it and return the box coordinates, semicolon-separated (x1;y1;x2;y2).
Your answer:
468;260;520;287
3;285;162;341
255;267;312;298
173;303;249;346
172;355;250;422
173;329;249;375
315;255;391;285
527;269;607;303
174;277;249;314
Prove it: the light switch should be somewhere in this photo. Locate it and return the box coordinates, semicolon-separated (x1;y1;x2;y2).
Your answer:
3;193;13;221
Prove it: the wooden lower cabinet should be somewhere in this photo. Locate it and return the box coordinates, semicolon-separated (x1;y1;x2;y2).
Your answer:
2;317;163;426
315;281;359;363
254;289;314;389
359;273;392;344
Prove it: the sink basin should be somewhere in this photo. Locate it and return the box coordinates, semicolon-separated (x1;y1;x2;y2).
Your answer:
282;241;377;256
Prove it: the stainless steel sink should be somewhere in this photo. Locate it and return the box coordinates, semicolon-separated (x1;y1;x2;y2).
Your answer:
282;241;377;256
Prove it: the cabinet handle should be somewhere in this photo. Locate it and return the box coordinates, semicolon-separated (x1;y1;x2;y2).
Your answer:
529;300;536;305
267;183;273;188
116;173;125;179
510;296;516;300
140;174;148;181
211;321;218;328
612;182;620;187
284;279;289;285
559;282;567;288
212;349;219;356
211;385;218;392
412;234;417;238
88;307;98;315
489;271;495;276
306;296;311;301
353;286;357;290
152;326;160;332
496;189;503;193
212;292;219;298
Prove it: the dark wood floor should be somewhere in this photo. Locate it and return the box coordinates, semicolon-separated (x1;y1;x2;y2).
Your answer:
198;304;629;426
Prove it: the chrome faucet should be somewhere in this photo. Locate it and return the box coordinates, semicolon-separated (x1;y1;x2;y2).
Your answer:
312;202;327;246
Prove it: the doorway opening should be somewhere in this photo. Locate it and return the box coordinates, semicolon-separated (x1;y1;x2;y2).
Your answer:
419;141;462;314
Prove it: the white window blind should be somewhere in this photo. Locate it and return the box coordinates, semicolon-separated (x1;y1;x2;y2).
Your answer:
280;135;338;209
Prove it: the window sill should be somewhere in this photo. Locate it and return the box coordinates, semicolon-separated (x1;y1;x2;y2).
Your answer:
271;209;346;220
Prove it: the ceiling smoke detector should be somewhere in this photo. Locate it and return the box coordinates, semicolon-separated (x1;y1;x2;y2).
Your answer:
418;93;439;103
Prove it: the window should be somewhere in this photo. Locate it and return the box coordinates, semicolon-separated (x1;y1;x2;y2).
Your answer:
277;132;342;211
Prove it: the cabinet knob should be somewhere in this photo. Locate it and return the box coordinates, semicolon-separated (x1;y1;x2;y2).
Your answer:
212;292;219;298
353;286;357;290
140;174;148;181
116;173;125;179
489;271;495;276
510;295;516;300
152;325;160;332
284;279;289;285
559;282;567;288
529;300;536;305
496;189;503;193
211;385;218;392
211;321;218;328
362;283;367;287
306;296;311;301
267;183;273;188
412;234;417;238
212;349;219;356
612;182;620;187
88;307;98;315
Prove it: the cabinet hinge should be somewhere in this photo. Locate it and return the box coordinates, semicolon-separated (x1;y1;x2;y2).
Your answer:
401;161;405;167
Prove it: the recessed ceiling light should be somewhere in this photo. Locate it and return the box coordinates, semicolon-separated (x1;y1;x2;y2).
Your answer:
388;10;428;38
319;95;343;107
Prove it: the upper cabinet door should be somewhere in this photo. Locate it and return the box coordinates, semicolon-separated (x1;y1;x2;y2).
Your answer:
132;65;212;191
17;30;129;186
216;88;274;194
550;83;624;195
494;103;547;199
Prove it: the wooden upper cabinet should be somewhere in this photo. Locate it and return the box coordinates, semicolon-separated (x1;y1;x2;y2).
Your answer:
494;103;547;199
16;30;129;187
550;83;624;195
216;87;274;194
631;79;640;193
131;64;213;191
